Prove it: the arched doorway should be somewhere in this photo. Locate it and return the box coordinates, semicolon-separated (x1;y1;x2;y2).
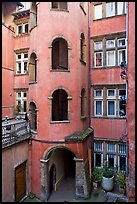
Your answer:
40;146;76;201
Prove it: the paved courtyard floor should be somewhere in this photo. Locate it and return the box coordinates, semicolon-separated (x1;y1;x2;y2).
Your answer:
22;177;127;202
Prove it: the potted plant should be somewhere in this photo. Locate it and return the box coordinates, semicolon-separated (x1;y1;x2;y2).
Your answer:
92;168;102;188
101;162;114;191
116;172;126;194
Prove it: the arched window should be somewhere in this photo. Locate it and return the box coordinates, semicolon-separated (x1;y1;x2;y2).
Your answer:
29;102;37;131
52;89;68;121
81;88;86;117
29;53;37;82
80;33;86;63
52;38;68;70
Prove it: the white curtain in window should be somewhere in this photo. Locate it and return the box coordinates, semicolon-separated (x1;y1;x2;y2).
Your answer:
107;51;115;66
106;2;115;17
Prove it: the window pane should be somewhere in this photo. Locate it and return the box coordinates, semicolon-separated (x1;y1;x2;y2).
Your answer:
106;40;115;48
107;51;115;66
17;54;21;59
118;144;126;154
117;2;125;15
24;62;27;72
95;90;102;97
108;101;115;115
118;49;126;65
18;25;22;34
94;41;102;50
25;24;28;33
118;38;126;47
95;153;102;167
119;156;126;171
106;2;115;17
95;52;103;67
95;142;102;151
108;156;114;168
96;101;102;115
24;53;28;58
94;4;102;20
52;2;58;8
108;90;115;97
107;143;115;152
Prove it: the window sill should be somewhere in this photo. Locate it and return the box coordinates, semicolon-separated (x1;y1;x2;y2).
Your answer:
91;116;126;119
80;59;86;65
50;120;70;124
81;116;87;119
15;33;30;37
93;14;126;21
29;81;37;84
14;73;29;76
50;9;69;12
50;69;70;72
92;66;120;69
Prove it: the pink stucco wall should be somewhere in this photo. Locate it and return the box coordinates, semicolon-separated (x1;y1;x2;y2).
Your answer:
2;25;15;118
2;141;30;202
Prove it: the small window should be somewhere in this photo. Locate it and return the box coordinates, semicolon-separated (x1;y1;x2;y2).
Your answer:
107;154;116;168
107;89;115;98
17;54;21;59
18;25;22;34
119;89;126;116
80;33;86;63
95;153;102;167
106;40;115;49
106;2;115;17
117;38;126;47
24;24;28;33
119;156;126;171
94;52;103;67
94;41;102;50
52;2;67;10
94;90;103;98
106;50;115;66
94;4;102;20
24;53;28;58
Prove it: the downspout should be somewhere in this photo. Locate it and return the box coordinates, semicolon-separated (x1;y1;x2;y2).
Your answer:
88;2;91;128
88;2;94;170
125;1;129;177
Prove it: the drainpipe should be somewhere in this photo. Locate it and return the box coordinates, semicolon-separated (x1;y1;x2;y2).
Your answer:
88;2;91;128
88;2;94;170
125;1;129;177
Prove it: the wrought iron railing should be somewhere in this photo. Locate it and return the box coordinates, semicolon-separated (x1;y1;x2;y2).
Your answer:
2;120;31;146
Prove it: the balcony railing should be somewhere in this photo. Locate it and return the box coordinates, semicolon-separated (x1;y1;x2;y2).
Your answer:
2;119;31;148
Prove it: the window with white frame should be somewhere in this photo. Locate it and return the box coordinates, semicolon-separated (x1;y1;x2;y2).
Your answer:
94;142;103;167
118;144;126;171
106;2;115;17
16;91;27;113
16;23;29;35
107;143;116;153
117;38;126;66
16;52;28;74
94;52;103;67
107;89;116;116
94;4;102;20
106;39;115;66
94;90;103;116
93;2;126;20
118;89;126;116
117;2;126;15
107;154;116;169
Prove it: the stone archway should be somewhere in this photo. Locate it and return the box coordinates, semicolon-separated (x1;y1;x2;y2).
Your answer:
40;146;76;202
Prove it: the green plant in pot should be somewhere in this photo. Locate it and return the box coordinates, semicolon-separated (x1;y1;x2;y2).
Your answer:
116;171;126;194
101;162;114;191
92;168;102;188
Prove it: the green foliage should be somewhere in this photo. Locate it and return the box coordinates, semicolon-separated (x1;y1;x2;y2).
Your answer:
92;168;102;182
116;172;126;190
102;162;114;178
15;104;23;113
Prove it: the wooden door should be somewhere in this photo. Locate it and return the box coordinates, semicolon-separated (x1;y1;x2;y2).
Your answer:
15;162;26;201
